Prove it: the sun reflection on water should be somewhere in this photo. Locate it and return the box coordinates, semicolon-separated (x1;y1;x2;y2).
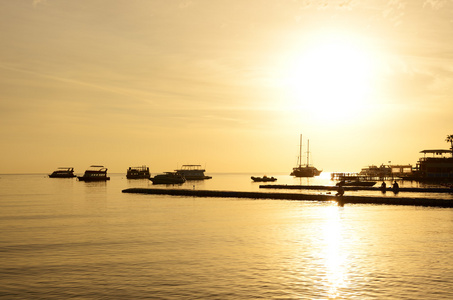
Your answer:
319;206;349;298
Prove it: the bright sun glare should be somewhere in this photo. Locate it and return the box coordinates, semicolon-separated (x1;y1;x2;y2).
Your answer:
282;34;375;122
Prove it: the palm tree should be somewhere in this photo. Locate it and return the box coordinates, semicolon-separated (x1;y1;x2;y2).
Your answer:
446;134;453;154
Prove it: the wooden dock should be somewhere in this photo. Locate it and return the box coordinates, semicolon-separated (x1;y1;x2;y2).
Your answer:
122;188;453;208
259;184;453;193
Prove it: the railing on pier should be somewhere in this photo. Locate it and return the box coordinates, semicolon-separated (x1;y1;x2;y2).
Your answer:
331;171;394;181
332;164;414;182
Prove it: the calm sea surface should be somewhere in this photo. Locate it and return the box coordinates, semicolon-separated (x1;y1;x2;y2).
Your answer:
1;173;453;299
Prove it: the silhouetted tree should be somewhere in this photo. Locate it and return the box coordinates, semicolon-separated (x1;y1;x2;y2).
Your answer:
446;134;453;154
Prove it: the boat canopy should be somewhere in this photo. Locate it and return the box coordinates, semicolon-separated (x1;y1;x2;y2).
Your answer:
179;165;203;170
87;165;107;171
420;149;452;155
129;165;148;170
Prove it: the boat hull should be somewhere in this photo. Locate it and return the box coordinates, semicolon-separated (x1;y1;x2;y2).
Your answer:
182;175;212;180
150;178;185;184
251;176;277;182
126;172;150;179
49;173;76;178
338;181;377;187
291;167;322;177
77;176;110;182
126;174;150;179
150;173;186;184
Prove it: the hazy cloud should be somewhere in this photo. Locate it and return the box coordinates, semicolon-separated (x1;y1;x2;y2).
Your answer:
296;0;360;10
32;0;46;7
423;0;451;9
382;0;407;26
178;1;193;9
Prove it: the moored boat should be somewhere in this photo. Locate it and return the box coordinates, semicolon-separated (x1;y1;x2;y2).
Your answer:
334;174;376;187
291;166;322;177
175;165;212;180
290;135;322;177
49;167;76;178
126;165;151;179
150;172;186;184
359;164;392;179
77;165;110;181
336;180;377;187
251;175;277;182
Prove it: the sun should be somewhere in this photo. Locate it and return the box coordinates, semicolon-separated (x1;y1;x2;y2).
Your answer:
281;33;375;122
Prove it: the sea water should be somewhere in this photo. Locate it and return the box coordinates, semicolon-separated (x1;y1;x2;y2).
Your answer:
1;173;453;299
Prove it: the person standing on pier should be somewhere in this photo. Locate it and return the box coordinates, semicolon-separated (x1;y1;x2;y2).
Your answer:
336;181;345;197
392;180;399;194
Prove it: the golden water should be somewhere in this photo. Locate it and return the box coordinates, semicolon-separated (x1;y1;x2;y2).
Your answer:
1;174;452;299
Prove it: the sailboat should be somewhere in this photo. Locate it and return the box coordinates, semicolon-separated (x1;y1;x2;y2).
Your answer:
290;134;322;177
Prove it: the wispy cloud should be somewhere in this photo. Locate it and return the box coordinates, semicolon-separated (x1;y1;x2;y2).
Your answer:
0;63;156;104
296;0;360;10
382;0;407;26
423;0;450;9
32;0;46;7
178;1;193;9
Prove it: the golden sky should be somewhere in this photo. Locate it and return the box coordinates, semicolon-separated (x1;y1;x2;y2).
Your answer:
1;0;452;174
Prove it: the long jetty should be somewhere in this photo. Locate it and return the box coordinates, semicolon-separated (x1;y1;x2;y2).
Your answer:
122;188;453;208
259;184;453;193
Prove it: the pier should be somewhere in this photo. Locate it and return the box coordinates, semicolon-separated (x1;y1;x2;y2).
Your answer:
259;184;453;194
122;188;453;208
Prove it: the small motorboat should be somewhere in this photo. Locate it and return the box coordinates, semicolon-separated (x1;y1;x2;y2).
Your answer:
336;180;376;187
251;175;277;182
49;167;76;178
126;165;151;179
150;172;186;184
175;165;212;180
78;165;110;181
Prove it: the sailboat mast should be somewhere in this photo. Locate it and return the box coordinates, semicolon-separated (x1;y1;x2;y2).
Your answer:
299;134;303;168
307;139;310;167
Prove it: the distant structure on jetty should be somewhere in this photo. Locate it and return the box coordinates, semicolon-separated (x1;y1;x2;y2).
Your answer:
408;149;453;181
335;135;453;183
331;164;412;182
